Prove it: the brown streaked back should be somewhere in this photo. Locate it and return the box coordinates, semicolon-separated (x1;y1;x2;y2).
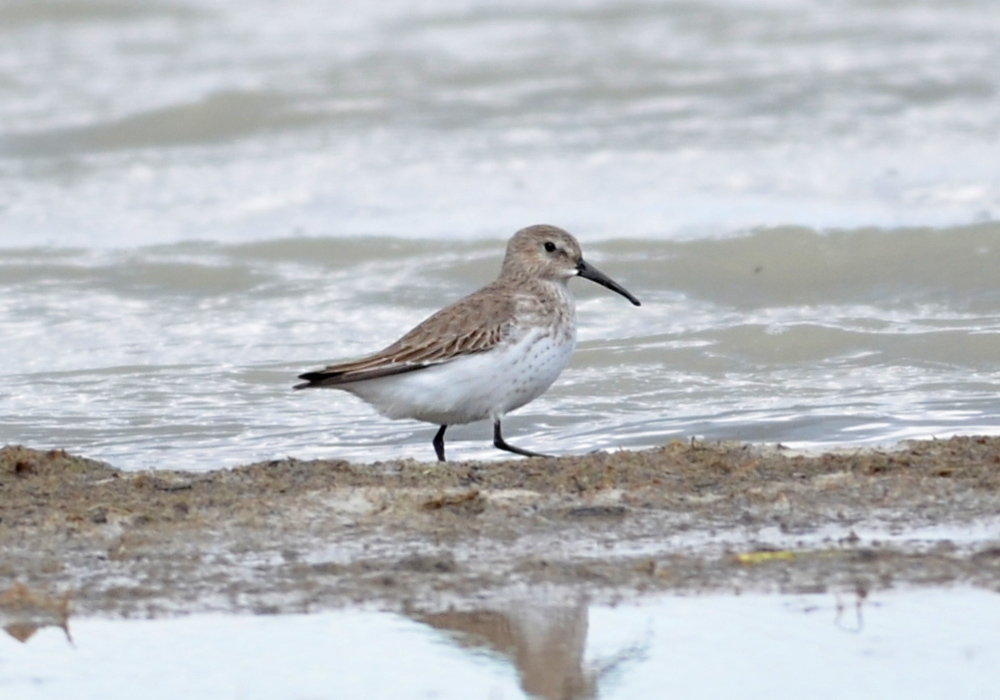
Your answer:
295;281;518;387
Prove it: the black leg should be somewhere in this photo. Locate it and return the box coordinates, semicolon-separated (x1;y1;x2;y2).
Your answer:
433;425;448;462
493;419;550;459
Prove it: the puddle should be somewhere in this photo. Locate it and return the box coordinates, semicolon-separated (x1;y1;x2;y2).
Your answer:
2;588;998;700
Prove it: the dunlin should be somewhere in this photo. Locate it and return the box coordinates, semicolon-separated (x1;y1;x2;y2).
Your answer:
295;224;640;461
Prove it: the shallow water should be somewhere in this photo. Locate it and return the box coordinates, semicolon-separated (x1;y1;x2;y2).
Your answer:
2;227;999;469
4;3;1000;694
2;0;1000;469
3;588;1000;700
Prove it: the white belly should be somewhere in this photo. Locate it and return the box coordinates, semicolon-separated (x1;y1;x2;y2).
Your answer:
338;327;576;426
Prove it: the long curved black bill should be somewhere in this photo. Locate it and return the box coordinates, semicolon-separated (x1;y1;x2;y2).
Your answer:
577;259;641;306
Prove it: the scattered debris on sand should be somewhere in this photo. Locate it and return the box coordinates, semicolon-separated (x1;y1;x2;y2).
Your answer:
2;438;999;618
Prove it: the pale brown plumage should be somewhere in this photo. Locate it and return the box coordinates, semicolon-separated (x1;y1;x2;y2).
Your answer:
295;224;599;388
295;282;518;386
294;224;640;461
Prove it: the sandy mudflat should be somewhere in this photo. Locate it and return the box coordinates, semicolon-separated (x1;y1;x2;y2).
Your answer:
2;438;1000;619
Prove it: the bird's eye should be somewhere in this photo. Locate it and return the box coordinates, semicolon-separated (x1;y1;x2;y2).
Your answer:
543;241;557;253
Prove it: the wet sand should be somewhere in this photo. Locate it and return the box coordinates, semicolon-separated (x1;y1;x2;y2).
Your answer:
2;437;1000;619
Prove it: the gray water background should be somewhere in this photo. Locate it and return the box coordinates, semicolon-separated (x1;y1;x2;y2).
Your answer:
2;0;999;470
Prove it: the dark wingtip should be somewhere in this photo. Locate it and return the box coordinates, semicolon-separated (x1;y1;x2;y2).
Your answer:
294;371;324;390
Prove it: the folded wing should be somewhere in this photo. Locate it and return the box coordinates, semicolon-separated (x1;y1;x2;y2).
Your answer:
295;286;515;388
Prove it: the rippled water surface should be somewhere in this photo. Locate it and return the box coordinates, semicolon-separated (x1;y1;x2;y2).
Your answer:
2;0;999;469
3;228;1000;469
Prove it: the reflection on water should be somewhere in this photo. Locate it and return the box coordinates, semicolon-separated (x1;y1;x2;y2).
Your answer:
413;600;652;700
1;589;999;699
833;586;868;634
0;584;71;644
414;602;597;699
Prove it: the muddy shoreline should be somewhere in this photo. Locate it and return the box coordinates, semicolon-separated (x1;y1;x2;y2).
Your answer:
2;437;1000;620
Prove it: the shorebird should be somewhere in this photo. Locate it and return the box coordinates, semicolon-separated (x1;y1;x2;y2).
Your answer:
295;224;640;461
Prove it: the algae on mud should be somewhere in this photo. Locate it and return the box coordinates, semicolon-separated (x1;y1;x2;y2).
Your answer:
1;438;1000;618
